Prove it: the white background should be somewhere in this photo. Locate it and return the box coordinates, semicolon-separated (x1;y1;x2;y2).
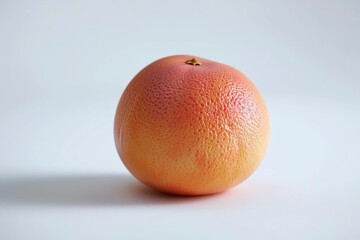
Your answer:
1;1;359;239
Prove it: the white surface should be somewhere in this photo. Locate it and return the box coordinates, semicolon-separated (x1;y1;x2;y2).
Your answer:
1;1;360;239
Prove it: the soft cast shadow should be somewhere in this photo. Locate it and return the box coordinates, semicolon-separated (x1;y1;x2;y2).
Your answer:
0;174;216;207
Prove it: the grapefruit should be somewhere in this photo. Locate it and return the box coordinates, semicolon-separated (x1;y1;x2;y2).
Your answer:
114;55;270;195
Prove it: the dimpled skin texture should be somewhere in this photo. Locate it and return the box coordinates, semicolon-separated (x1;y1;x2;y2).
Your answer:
114;55;270;195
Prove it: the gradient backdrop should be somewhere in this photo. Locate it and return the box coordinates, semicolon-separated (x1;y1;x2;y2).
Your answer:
0;1;359;239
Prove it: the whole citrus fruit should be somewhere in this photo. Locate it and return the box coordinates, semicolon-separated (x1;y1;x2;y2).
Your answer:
114;55;270;195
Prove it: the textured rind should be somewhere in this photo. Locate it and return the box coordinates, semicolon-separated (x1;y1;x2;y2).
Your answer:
114;55;270;195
